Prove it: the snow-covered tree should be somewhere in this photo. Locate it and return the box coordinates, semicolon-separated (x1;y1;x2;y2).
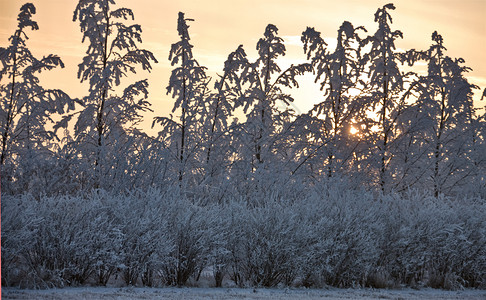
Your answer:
153;12;208;184
65;0;156;189
406;31;478;196
301;22;367;178
204;46;247;175
462;90;486;196
234;24;311;173
0;3;73;193
360;3;408;191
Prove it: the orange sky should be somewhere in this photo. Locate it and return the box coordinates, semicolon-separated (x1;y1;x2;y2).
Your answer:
1;0;485;134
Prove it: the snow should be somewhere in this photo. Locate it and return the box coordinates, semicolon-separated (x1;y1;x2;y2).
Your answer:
3;287;486;300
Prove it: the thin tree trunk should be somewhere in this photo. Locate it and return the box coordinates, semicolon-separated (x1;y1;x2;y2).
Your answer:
380;40;389;192
206;73;227;165
256;46;272;165
179;32;187;182
180;105;185;182
1;34;19;166
433;52;446;198
94;10;110;188
434;89;446;197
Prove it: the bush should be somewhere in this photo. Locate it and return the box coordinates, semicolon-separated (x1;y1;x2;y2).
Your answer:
2;186;485;289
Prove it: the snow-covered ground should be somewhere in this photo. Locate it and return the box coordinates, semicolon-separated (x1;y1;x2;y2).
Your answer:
3;287;486;299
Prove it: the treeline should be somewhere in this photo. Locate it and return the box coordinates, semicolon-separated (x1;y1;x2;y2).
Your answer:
0;2;484;197
2;187;486;289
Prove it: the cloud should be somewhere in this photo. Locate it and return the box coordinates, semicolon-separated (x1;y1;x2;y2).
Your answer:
470;76;486;86
282;35;302;47
323;37;337;51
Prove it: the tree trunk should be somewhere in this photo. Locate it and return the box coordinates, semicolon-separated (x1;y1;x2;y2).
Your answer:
1;35;18;166
94;10;110;188
380;41;389;192
179;43;187;182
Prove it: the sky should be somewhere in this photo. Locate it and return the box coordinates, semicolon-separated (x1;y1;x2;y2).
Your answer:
1;0;485;134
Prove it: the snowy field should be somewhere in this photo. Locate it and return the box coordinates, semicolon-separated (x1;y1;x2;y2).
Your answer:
3;287;486;300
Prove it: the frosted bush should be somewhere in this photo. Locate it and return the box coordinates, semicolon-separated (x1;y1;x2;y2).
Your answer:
2;187;485;289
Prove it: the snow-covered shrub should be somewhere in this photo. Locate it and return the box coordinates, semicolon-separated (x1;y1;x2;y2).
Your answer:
370;192;429;287
318;196;379;287
371;192;486;289
237;196;307;287
423;197;486;289
16;193;120;287
454;198;486;288
2;187;485;289
215;200;247;287
292;183;380;288
108;189;172;287
158;192;213;287
204;204;234;287
1;195;41;287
